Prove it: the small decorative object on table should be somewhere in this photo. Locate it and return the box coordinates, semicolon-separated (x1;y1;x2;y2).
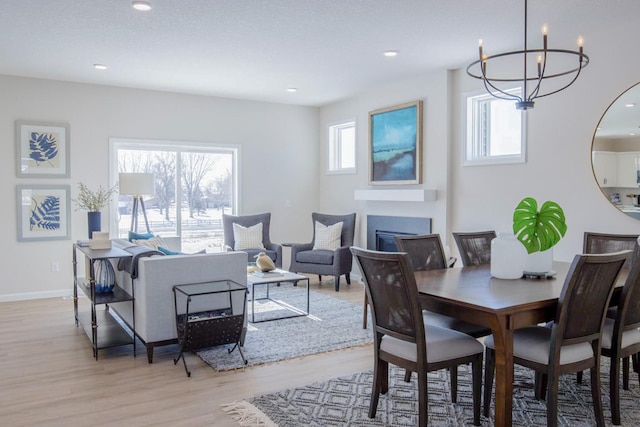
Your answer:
73;182;118;238
93;259;116;293
255;251;276;272
513;196;567;275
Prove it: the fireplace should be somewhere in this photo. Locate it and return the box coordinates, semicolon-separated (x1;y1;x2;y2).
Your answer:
366;215;432;252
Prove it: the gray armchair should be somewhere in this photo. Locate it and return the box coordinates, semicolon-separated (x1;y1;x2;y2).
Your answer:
289;212;356;291
222;213;283;268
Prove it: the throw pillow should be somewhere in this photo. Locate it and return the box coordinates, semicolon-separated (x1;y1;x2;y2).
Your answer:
233;223;265;251
128;231;154;242
157;246;183;256
312;221;343;251
133;235;168;250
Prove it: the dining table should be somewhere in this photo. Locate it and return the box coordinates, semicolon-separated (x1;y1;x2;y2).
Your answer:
415;260;599;427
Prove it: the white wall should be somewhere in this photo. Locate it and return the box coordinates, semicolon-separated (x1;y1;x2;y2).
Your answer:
318;70;451;250
0;76;318;301
319;20;640;265
449;21;640;262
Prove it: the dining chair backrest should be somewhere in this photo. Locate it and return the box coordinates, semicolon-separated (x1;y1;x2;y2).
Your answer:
452;231;496;267
583;232;639;272
552;251;630;353
614;246;640;334
394;234;448;271
350;247;425;346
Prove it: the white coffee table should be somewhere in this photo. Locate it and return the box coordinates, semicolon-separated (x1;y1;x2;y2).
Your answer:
246;269;310;323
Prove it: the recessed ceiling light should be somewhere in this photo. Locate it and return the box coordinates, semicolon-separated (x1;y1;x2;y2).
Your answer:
132;1;152;11
625;102;636;108
93;64;108;70
384;50;398;57
287;88;298;93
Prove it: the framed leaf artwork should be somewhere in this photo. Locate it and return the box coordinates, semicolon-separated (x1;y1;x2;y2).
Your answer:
15;120;70;178
17;185;71;242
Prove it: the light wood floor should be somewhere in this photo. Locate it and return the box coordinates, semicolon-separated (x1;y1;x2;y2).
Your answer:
0;278;372;426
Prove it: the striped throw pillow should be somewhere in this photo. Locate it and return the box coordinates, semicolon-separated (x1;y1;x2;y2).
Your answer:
312;221;343;251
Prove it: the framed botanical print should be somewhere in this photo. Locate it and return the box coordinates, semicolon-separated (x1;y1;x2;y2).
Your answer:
16;185;71;242
16;120;70;178
369;100;423;185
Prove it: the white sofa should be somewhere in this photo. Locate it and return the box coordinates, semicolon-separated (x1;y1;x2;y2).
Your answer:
110;239;248;363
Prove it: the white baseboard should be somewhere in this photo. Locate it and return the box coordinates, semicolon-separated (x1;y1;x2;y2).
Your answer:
0;289;71;303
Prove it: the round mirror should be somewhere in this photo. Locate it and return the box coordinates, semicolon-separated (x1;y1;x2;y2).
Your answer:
592;82;640;220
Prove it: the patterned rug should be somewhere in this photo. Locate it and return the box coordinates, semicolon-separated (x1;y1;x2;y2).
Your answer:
197;285;372;371
223;360;640;426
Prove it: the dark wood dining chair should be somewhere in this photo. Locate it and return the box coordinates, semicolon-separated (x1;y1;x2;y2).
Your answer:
393;234;492;398
583;232;640;375
482;251;630;427
351;246;483;426
452;231;496;267
394;234;491;339
598;250;640;425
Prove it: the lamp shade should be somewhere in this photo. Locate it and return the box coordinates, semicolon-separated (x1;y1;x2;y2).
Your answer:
119;173;155;196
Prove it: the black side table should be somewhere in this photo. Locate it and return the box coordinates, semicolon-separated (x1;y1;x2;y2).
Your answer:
173;280;247;377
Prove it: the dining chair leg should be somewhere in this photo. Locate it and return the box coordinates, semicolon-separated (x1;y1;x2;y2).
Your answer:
623;356;630;390
362;294;368;329
576;370;583;384
404;370;412;382
633;352;639;373
611;355;622;425
534;372;547;400
472;354;482;426
591;364;606;427
547;369;560;427
417;370;429;427
450;365;458;403
369;361;382;419
482;347;495;418
345;273;351;284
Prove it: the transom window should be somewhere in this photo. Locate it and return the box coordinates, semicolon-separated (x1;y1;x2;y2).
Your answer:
463;89;527;166
109;138;238;253
328;119;356;174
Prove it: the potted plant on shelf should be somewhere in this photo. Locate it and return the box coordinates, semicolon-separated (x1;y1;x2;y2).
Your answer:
513;197;567;274
73;183;118;238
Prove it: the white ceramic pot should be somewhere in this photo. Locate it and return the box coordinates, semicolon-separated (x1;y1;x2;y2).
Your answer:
490;231;526;279
524;248;554;274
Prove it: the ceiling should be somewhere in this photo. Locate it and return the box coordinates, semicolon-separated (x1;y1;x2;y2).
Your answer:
0;0;637;109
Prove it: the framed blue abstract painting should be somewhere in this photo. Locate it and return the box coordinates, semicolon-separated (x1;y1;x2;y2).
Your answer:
369;100;423;185
15;120;70;178
17;185;71;242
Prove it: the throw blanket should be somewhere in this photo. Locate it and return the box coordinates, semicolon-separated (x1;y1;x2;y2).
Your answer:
118;245;164;279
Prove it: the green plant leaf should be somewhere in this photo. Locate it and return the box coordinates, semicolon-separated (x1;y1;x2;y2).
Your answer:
513;197;567;254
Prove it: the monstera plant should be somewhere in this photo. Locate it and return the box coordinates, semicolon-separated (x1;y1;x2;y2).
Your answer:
513;197;567;254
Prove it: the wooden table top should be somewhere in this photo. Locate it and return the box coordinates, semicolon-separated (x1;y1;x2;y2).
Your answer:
414;261;573;315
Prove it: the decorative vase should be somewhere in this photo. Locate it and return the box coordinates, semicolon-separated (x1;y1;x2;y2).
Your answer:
490;231;526;279
524;248;554;274
87;211;101;239
93;259;116;293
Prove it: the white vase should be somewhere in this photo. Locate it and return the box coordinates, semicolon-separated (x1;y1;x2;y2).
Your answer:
524;248;554;274
490;231;526;279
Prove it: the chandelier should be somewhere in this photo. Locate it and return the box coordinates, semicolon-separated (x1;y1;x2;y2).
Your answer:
466;0;589;110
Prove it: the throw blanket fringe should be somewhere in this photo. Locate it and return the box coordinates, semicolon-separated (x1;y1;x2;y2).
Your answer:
221;401;277;427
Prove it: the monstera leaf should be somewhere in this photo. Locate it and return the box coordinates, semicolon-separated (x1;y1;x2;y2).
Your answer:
29;196;61;231
512;197;567;254
29;132;58;164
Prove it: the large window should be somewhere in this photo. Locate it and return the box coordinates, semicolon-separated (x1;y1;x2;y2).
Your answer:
463;89;526;166
110;139;238;253
327;119;356;174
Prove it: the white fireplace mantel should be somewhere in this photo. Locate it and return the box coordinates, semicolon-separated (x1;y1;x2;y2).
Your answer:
354;189;437;202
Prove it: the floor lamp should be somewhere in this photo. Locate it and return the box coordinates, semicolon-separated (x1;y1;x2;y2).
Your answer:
119;173;155;233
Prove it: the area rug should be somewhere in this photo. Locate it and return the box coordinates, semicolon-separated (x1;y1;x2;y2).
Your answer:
197;285;372;371
223;360;640;426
